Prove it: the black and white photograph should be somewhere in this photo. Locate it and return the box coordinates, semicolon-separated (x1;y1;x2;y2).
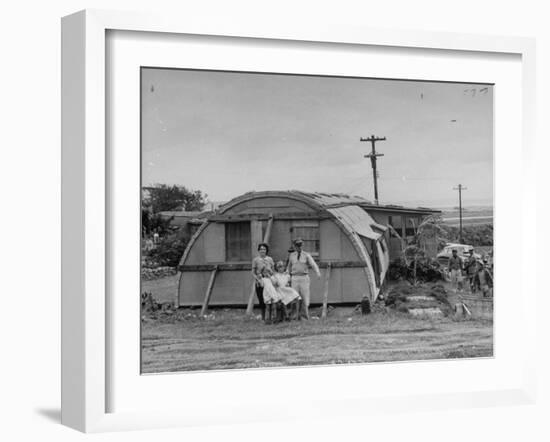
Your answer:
140;67;494;374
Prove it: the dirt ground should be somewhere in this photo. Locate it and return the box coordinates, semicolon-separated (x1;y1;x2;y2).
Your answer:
141;273;179;304
141;279;493;373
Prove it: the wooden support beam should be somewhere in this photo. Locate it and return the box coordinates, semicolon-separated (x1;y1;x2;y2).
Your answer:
179;261;367;272
246;214;274;316
245;282;257;316
200;265;219;317
208;211;330;222
321;262;332;319
263;214;274;243
174;271;182;309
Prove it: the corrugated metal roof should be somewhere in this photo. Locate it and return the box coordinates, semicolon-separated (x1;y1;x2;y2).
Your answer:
327;205;384;240
218;190;440;215
293;191;371;207
293;191;439;213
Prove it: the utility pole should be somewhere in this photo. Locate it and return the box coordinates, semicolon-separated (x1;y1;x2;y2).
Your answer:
360;135;386;205
453;184;467;243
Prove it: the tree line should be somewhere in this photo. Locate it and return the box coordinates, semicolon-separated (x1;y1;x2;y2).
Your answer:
142;184;207;236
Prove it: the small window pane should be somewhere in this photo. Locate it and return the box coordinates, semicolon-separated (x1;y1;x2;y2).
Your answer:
291;222;319;255
225;222;251;262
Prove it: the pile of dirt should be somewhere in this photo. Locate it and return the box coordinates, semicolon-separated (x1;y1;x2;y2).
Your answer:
384;283;452;317
141;292;175;321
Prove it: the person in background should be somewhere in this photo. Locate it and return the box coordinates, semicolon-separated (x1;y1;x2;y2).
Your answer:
465;249;479;293
286;238;321;319
448;249;463;293
476;259;493;297
144;237;154;251
487;250;494;273
251;243;274;321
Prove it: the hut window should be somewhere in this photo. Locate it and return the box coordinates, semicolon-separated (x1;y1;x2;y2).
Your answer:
290;222;319;256
388;215;402;229
404;217;418;237
225;222;251;262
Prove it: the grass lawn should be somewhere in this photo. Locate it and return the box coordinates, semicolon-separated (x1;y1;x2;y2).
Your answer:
141;305;493;373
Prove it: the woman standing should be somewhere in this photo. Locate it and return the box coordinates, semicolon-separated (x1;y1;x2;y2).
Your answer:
251;243;274;320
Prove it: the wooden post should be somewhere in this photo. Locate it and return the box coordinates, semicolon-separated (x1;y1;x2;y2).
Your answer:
321;262;332;319
263;215;274;244
250;219;263;257
245;282;257;315
200;265;218;317
174;271;181;309
246;215;274;316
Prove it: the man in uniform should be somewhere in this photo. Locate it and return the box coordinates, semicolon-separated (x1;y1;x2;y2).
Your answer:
286;238;321;319
465;249;479;293
476;259;493;297
448;249;463;293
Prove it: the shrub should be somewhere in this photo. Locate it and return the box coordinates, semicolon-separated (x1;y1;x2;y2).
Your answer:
440;224;493;246
387;257;442;283
146;233;188;267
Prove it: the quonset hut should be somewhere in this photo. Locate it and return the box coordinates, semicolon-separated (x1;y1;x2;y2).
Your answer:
176;191;439;308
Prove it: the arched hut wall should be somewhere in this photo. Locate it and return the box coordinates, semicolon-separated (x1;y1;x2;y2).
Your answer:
177;192;381;306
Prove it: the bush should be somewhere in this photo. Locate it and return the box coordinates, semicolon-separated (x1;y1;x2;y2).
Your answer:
146;234;188;267
388;258;408;281
440;224;493;246
387;257;442;283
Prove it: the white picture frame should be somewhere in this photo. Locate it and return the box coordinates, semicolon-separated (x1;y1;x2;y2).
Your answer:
61;9;537;433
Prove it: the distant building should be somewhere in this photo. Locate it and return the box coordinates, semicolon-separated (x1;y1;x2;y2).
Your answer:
157;210;208;227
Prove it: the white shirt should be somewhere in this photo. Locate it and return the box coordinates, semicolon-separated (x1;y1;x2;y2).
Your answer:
286;250;320;277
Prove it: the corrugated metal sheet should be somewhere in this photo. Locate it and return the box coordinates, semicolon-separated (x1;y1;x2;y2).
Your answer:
327;205;383;240
327;205;391;301
219;190;439;214
296;191;371;207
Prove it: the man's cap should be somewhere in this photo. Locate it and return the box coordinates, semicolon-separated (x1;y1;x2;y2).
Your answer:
294;238;304;245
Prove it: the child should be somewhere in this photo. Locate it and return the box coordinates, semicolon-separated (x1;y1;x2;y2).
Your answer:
271;261;302;320
260;267;281;323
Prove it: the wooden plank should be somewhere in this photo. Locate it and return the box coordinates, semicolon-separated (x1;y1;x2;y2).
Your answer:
250;220;263;258
174;271;182;308
246;214;273;316
200;265;219;317
204;223;225;263
180;263;249;271
320;220;342;261
179;261;367;272
321;262;332;319
245;281;257;315
208;212;330;222
263;214;274;243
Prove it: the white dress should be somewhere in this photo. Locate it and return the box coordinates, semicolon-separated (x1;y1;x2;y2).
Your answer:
271;273;301;305
261;277;282;304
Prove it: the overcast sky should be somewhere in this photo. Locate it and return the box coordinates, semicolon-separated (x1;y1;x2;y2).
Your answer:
141;68;493;208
